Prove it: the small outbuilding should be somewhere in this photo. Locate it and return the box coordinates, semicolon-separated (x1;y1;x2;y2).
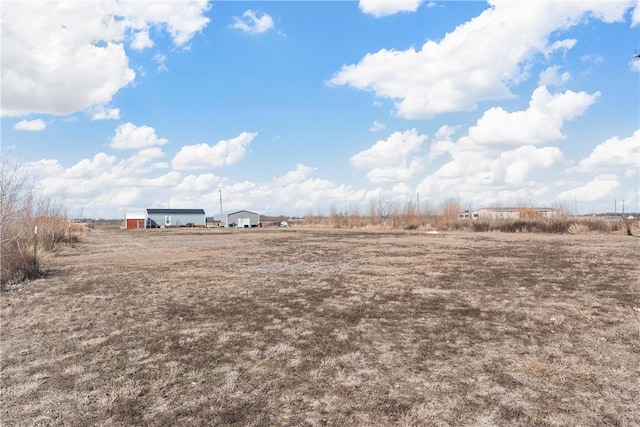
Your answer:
124;212;147;229
146;208;206;228
214;210;261;228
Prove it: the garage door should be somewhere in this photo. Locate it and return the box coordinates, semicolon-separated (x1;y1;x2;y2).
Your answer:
237;217;251;228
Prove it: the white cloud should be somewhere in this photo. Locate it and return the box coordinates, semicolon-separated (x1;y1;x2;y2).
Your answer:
359;0;423;17
490;145;563;185
330;0;632;119
175;173;223;193
131;29;154;50
24;152;185;217
63;153;118;179
14;119;46;131
538;65;570;87
557;174;620;203
369;120;386;132
117;1;211;47
137;147;166;161
91;106;121;121
465;86;599;145
275;164;317;185
232;10;275;34
351;129;427;183
1;1;210;117
577;130;640;171
434;125;458;141
154;54;168;72
543;39;577;58
414;84;596;204
110;123;169;150
632;5;639;26
172;132;257;170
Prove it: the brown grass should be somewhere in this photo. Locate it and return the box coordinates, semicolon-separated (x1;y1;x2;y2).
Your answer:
1;157;84;285
1;227;638;426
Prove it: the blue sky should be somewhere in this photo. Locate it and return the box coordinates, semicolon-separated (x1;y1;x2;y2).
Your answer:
2;0;639;219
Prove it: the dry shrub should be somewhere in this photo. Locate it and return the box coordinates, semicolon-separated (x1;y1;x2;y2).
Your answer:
1;156;76;285
303;201;632;236
469;216;627;235
568;223;589;235
472;221;492;232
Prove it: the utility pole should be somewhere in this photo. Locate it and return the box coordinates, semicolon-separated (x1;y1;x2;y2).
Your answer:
219;189;223;213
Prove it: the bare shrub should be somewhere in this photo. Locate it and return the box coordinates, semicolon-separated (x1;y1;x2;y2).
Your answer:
1;156;74;285
472;220;492;232
568;223;589;234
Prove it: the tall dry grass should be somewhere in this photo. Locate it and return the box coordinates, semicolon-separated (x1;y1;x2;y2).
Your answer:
1;157;78;285
305;198;467;231
303;198;636;235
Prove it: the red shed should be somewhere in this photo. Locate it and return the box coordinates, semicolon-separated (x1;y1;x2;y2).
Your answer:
124;213;146;229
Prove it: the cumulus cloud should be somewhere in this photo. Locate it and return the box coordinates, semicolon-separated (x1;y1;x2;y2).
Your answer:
23;151;184;217
359;0;423;17
1;1;210;117
175;173;223;193
465;86;599;145
130;29;154;51
351;129;427;183
232;10;275;34
110;123;169;150
538;65;570;87
172;132;257;170
274;164;317;185
490;145;563;185
91;106;121;121
14;119;46;131
414;83;597;204
330;0;632;118
557;174;620;203
577;129;640;171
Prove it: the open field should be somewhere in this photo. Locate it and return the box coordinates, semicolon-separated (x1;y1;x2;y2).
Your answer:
1;227;639;426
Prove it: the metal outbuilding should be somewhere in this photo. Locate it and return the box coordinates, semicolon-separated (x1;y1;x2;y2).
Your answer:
214;210;261;228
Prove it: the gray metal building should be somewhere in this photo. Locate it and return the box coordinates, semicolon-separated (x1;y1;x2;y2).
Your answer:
146;208;206;227
214;210;261;228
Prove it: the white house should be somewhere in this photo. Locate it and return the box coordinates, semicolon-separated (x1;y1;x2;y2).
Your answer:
464;207;562;220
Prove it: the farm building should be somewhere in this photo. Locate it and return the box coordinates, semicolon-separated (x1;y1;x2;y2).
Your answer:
146;208;206;228
124;213;147;229
462;207;562;220
214;210;261;228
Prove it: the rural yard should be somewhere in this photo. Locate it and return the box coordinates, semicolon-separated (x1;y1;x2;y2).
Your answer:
1;227;639;426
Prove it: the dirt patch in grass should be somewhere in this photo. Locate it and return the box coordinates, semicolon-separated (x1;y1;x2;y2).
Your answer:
2;228;639;426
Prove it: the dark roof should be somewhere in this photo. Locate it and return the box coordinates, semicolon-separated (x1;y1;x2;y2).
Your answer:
146;208;205;215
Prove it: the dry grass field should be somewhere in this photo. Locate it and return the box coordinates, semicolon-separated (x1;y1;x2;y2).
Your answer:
1;227;639;426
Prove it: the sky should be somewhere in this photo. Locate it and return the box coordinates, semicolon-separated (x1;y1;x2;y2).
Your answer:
2;0;639;219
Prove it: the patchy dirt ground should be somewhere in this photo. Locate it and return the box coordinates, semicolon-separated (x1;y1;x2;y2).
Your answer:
1;227;639;426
